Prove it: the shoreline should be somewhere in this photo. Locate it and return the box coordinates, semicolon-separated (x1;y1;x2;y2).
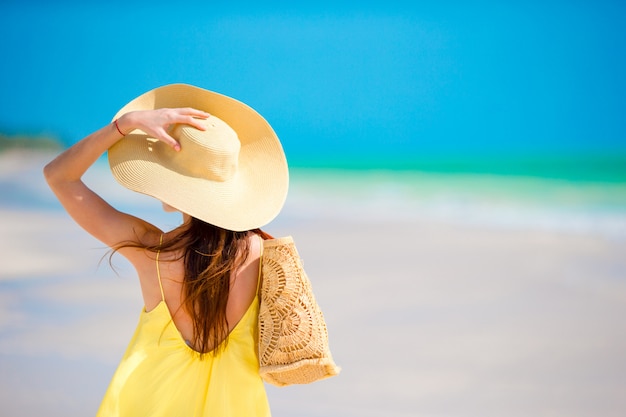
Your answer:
3;149;625;242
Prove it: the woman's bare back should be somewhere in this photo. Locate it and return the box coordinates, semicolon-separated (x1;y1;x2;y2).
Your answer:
132;232;262;352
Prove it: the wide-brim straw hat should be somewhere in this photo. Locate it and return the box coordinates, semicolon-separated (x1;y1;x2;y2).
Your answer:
108;83;289;231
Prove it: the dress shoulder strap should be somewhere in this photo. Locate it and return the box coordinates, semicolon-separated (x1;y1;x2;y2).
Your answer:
155;234;165;302
257;234;264;296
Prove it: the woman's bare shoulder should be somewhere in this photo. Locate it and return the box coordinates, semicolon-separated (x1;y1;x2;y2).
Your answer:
116;226;164;265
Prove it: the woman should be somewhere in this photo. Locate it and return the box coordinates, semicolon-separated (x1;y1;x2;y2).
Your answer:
44;84;289;416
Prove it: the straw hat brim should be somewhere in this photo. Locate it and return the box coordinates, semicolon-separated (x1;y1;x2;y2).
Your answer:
108;84;289;231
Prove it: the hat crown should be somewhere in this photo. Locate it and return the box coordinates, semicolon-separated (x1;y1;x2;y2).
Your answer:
170;116;240;182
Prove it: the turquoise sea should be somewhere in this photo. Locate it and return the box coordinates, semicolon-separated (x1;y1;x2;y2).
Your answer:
288;154;626;240
2;147;625;243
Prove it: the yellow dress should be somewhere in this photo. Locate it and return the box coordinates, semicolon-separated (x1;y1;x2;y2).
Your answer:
96;250;271;417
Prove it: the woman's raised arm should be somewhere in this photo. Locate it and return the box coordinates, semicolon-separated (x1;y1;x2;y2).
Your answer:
43;108;210;249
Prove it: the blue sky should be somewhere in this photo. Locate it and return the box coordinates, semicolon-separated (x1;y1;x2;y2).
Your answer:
1;1;625;164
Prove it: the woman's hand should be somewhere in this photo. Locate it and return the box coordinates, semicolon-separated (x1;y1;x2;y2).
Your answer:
117;108;211;151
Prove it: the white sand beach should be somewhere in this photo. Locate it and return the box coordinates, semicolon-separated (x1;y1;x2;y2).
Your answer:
1;151;626;417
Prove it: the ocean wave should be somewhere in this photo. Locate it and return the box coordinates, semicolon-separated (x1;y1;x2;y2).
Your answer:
2;156;625;241
284;170;626;241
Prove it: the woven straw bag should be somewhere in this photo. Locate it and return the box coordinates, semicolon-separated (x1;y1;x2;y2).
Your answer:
258;236;340;387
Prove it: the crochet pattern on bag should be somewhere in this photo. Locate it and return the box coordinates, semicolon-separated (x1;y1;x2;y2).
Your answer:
258;237;340;386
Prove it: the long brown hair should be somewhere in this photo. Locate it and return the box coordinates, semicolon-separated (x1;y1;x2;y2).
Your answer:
114;218;268;357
